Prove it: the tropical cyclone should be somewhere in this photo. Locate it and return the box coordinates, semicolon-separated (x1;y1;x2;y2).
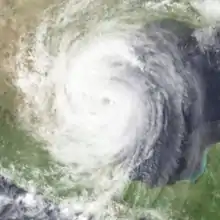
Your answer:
11;16;220;220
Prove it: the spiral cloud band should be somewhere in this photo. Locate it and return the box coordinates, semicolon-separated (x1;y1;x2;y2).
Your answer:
4;1;220;219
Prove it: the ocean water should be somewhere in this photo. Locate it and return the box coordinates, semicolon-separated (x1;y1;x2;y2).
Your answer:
1;0;220;219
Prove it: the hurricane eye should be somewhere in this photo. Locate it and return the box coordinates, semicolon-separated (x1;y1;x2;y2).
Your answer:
102;97;111;105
